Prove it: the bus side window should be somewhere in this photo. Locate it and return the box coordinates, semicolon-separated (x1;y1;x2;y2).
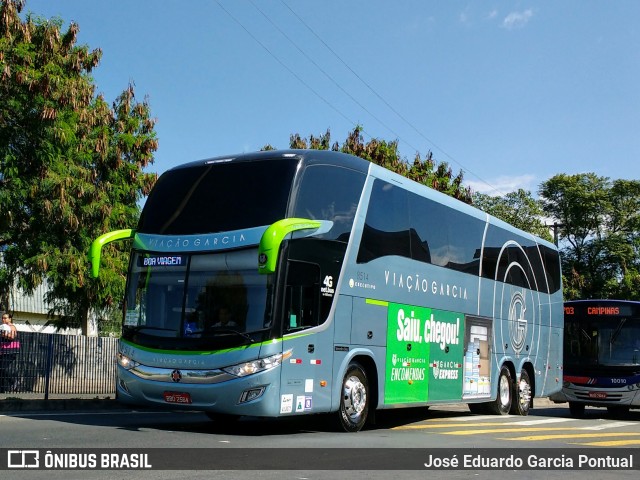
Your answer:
284;261;320;332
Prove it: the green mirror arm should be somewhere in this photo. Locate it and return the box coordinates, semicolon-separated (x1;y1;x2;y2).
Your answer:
258;218;322;274
89;229;135;278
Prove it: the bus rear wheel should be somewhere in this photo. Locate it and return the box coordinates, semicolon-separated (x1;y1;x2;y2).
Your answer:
489;366;513;415
510;369;532;416
337;362;369;432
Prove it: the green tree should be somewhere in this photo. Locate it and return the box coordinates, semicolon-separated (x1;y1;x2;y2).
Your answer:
0;0;157;334
276;126;473;203
539;173;640;300
472;189;553;242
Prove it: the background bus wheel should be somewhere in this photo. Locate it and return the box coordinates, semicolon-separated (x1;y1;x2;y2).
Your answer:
489;366;512;415
337;362;369;432
568;402;585;418
510;369;532;416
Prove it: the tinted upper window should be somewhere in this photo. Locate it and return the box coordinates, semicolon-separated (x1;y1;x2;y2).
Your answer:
292;164;366;242
540;244;562;294
356;179;561;293
482;225;562;294
357;181;411;262
138;160;298;234
408;191;484;274
357;179;484;275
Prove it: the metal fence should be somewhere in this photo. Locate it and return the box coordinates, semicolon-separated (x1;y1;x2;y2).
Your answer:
0;332;118;399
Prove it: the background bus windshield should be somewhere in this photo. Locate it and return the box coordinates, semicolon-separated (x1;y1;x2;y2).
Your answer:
564;315;640;367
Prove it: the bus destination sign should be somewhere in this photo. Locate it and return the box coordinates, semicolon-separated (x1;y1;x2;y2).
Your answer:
138;255;185;267
564;305;632;317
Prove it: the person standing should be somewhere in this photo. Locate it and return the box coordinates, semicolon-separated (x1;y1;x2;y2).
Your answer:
0;312;20;392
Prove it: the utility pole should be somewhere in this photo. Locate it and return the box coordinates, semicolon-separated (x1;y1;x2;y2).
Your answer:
547;222;564;246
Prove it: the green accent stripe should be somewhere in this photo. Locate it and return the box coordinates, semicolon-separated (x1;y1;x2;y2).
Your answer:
119;338;281;355
120;331;313;356
366;298;389;307
282;332;313;341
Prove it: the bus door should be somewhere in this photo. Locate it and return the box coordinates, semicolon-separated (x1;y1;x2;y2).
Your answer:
462;316;493;400
278;259;335;416
543;327;562;396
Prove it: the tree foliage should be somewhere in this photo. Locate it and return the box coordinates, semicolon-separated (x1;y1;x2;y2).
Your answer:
539;173;640;300
268;126;473;203
0;0;157;333
472;189;553;242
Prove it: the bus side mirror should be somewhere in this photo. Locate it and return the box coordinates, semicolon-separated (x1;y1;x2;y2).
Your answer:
89;229;135;278
258;219;323;274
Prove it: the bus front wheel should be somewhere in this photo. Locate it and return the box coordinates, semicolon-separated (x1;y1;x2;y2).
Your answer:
489;366;513;415
337;362;369;432
510;369;532;416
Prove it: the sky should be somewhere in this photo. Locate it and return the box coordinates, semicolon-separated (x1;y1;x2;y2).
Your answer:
21;0;640;196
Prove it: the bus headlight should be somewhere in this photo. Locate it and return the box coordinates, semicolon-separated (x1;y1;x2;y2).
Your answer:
117;353;140;370
223;350;292;377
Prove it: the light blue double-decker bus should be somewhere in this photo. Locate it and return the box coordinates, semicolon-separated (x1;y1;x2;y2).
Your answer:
90;150;563;432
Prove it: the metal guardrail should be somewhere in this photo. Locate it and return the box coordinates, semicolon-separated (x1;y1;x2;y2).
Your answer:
0;332;118;399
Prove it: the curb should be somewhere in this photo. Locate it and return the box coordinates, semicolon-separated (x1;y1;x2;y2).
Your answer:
0;398;120;413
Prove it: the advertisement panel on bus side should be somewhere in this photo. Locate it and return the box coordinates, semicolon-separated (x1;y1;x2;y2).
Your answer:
383;302;465;404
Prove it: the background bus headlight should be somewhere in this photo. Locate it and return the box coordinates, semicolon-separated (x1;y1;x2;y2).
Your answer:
222;350;291;377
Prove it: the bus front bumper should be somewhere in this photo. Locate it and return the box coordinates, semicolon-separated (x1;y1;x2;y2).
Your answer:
559;384;640;408
115;364;282;417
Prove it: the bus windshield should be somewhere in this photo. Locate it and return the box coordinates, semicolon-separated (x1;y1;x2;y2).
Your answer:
123;248;274;350
564;315;640;367
138;159;298;235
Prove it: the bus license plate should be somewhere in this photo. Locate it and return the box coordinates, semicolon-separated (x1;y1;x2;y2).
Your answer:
588;391;607;399
163;391;192;404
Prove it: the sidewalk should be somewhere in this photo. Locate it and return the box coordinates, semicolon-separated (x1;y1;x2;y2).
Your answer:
0;393;119;413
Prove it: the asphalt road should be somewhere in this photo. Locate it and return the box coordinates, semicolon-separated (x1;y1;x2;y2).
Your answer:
1;399;640;479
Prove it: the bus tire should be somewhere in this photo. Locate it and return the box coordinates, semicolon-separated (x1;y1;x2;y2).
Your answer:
337;362;369;432
489;366;512;415
568;402;585;418
510;369;532;416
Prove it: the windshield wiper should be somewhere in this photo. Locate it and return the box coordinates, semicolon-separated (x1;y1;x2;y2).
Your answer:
208;327;255;343
610;319;626;346
127;326;176;333
286;326;311;333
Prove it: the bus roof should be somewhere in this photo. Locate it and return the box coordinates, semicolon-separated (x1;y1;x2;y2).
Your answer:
565;299;640;306
162;149;557;251
170;149;371;174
